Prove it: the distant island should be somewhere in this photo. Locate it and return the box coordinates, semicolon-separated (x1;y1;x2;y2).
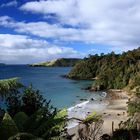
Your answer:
30;58;81;67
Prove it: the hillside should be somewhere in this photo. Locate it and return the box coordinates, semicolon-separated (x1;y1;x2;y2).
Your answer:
30;58;81;67
67;47;140;91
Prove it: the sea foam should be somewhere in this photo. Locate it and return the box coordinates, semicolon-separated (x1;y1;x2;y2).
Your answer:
68;100;89;112
67;92;108;129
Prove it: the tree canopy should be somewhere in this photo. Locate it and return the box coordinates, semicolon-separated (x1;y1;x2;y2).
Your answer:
68;47;140;91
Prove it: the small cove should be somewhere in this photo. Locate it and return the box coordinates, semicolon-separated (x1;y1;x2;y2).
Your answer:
0;65;105;109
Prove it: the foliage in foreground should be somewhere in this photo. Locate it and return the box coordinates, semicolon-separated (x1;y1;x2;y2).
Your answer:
0;78;67;140
1;75;140;140
78;112;103;140
0;78;22;99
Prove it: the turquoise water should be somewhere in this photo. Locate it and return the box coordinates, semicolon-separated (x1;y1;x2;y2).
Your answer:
0;65;103;108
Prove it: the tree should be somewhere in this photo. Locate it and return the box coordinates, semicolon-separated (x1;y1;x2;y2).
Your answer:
0;113;18;140
6;85;50;117
68;47;140;91
21;85;48;116
0;79;67;140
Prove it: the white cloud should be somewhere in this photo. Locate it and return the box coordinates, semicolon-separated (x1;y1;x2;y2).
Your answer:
0;0;17;7
0;15;138;52
0;34;82;64
19;0;140;50
0;16;80;40
0;34;48;49
1;0;140;63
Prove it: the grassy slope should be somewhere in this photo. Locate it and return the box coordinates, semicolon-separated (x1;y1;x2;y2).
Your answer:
30;58;81;67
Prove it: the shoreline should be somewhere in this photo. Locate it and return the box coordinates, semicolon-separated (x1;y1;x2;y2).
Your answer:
100;89;130;134
68;89;130;139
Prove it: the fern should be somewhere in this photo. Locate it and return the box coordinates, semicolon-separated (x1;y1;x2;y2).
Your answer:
0;78;22;99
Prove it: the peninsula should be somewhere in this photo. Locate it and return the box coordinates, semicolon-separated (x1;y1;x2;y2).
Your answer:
30;58;81;67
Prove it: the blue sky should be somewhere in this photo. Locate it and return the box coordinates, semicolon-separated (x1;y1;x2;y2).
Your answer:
0;0;140;64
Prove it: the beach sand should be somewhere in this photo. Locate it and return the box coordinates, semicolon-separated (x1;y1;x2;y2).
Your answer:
68;89;130;139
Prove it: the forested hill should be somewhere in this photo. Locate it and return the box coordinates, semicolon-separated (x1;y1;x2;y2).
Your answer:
30;58;81;67
67;47;140;91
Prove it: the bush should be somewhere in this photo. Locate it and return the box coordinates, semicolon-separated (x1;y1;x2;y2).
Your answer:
0;113;18;140
6;85;51;117
0;79;67;140
8;133;39;140
13;112;29;131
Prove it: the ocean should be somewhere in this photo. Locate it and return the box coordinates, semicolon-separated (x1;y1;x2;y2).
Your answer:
0;65;107;128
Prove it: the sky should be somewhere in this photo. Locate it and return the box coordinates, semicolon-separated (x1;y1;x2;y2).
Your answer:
0;0;140;64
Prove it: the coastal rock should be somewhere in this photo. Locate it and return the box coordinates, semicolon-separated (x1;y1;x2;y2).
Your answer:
90;84;105;91
80;98;87;101
82;86;91;90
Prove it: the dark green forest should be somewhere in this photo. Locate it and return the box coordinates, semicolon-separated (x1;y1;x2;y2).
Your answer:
68;47;140;91
0;78;67;140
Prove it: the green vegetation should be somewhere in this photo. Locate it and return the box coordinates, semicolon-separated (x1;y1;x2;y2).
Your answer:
68;47;140;91
82;111;101;124
0;78;67;140
30;58;81;67
0;113;18;140
0;78;104;140
75;112;103;140
1;48;140;140
127;87;140;116
0;78;22;99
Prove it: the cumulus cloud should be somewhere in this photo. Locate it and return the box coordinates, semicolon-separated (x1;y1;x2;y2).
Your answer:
0;0;17;7
0;0;140;54
0;34;48;49
0;16;79;40
19;0;140;50
0;15;138;52
0;34;82;64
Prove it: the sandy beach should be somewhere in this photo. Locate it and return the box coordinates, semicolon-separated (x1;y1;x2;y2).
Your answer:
68;89;130;139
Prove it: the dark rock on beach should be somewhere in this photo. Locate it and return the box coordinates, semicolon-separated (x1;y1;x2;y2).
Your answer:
80;99;87;101
82;86;91;90
91;98;94;101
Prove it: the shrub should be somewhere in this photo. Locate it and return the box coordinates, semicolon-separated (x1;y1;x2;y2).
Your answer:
0;113;18;140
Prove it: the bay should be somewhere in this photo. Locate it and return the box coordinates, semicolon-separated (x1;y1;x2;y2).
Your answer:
0;65;103;108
